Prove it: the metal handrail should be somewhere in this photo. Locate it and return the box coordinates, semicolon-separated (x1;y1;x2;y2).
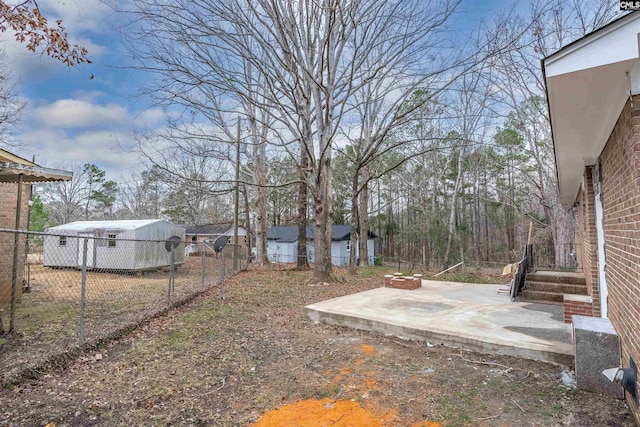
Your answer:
510;244;532;301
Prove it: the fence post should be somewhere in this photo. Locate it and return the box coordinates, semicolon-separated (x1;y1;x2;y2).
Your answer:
9;230;19;333
233;244;239;271
201;245;206;289
219;253;225;300
79;237;88;345
167;246;175;305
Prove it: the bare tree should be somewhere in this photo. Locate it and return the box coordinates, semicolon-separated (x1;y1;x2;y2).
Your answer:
488;0;621;263
38;163;89;225
0;50;24;149
127;0;472;280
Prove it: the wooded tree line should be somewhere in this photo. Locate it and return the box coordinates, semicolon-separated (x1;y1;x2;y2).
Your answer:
29;0;621;281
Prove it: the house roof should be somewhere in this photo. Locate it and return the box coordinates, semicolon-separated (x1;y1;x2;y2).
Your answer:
543;12;640;208
0;149;35;166
267;225;377;243
47;219;170;232
184;223;233;235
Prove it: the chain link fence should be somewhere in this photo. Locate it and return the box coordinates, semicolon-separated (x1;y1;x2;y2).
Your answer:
0;229;245;386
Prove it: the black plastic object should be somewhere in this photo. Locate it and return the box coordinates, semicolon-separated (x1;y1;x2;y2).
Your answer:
213;235;228;253
623;357;638;406
164;236;182;252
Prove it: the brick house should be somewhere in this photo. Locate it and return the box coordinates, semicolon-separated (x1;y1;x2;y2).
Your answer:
543;12;640;419
183;223;251;254
0;149;72;311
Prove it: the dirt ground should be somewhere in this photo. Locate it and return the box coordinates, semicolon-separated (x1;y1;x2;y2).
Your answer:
0;266;633;426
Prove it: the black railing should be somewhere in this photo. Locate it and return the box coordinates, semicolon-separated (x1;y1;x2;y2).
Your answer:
510;244;532;301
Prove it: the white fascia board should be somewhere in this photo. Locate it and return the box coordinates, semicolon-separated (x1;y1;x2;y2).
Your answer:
545;13;640;78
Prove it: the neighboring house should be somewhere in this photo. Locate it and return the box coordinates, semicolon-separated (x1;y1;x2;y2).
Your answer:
0;149;72;304
543;12;640;417
43;219;185;270
183;223;250;253
266;224;376;266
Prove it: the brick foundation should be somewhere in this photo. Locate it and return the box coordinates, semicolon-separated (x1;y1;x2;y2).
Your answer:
564;295;594;323
384;274;423;290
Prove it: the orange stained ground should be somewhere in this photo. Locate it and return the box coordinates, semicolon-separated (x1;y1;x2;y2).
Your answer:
253;343;442;427
359;344;375;355
253;398;389;427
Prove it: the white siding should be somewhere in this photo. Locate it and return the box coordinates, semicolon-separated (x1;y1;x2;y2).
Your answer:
267;241;298;263
43;233;79;267
43;220;185;270
267;236;375;266
331;241;349;266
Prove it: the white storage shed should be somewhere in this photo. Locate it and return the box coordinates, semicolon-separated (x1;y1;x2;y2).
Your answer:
43;219;186;270
266;225;376;266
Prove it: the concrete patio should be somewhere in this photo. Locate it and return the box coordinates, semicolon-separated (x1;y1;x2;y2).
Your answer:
304;280;573;365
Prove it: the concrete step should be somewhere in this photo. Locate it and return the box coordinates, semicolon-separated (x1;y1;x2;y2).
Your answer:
523;289;564;303
527;271;586;285
525;281;588;295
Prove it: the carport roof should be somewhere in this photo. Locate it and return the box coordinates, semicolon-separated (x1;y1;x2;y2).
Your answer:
0;162;72;184
0;148;72;183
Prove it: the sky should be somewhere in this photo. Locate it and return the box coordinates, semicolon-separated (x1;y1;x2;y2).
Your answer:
4;0;514;182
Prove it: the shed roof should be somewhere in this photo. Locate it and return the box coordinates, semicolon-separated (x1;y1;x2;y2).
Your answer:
267;225;376;242
47;219;168;233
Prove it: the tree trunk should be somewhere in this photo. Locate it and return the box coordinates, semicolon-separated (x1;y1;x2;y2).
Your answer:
242;184;252;261
312;153;333;283
297;146;309;268
250;112;269;266
443;150;465;268
358;166;370;266
349;188;358;274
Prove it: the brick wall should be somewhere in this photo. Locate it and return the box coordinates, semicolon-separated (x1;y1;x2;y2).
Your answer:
563;294;594;323
597;95;640;419
575;170;601;317
0;182;30;304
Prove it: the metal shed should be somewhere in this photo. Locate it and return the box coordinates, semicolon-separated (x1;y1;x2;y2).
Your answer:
43;219;185;271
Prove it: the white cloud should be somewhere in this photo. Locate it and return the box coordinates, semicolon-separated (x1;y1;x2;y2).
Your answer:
133;108;167;128
31;99;129;129
40;0;131;35
19;127;142;181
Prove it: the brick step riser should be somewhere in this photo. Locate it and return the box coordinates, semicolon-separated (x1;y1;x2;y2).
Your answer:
522;290;564;303
525;281;588;294
526;274;586;286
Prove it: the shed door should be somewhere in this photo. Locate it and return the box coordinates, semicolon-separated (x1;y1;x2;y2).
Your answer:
77;234;95;269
